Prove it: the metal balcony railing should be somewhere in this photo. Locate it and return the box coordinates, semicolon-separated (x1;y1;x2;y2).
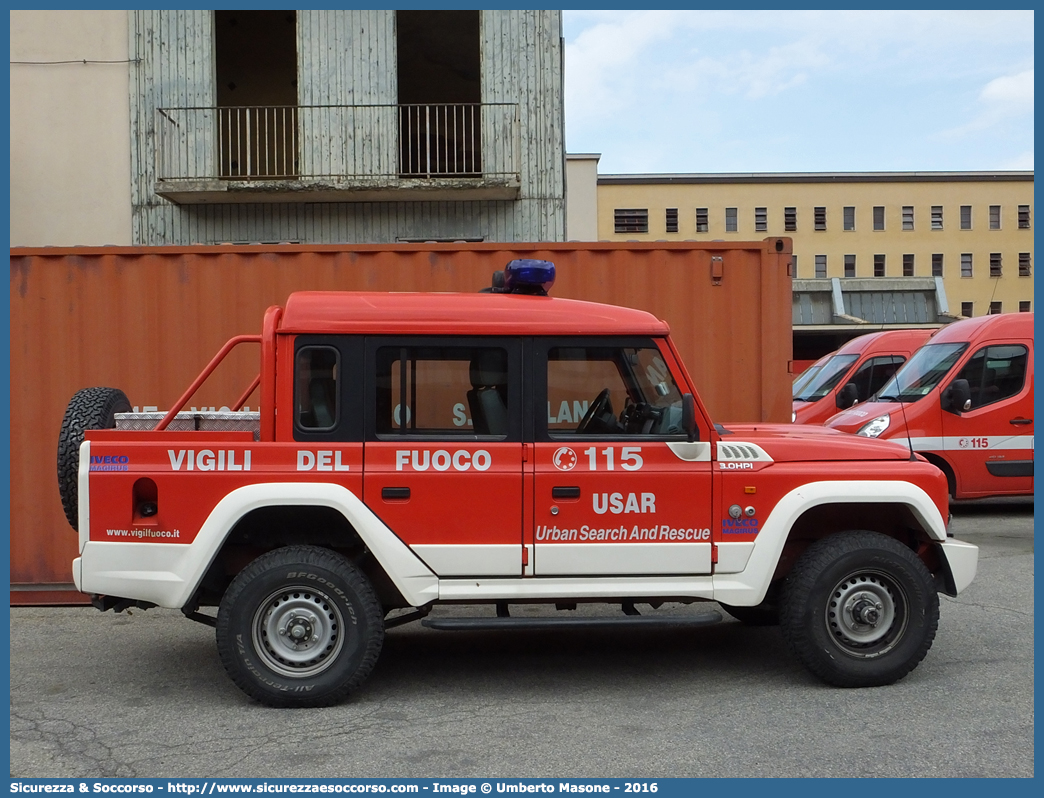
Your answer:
155;103;520;183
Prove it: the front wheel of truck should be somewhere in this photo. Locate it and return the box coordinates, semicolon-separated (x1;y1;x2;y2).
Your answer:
216;545;384;707
779;530;939;688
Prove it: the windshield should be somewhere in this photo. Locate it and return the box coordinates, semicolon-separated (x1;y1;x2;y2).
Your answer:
873;342;969;403
792;356;829;398
794;354;858;401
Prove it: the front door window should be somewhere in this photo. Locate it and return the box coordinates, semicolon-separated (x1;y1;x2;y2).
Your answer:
533;338;712;577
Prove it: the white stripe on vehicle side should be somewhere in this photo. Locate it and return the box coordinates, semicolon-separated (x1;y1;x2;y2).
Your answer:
711;480;948;608
907;435;1034;452
534;542;712;576
907;437;945;451
79;483;439;609
411;544;520;577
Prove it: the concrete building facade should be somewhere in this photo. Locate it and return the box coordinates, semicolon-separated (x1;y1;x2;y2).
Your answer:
11;9;565;247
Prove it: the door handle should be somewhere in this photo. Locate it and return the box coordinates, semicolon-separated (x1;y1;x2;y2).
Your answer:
382;487;411;500
552;486;581;499
1010;418;1033;426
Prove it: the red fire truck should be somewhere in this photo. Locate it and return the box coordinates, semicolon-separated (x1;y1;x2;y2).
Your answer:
827;312;1034;500
793;329;933;425
59;260;978;706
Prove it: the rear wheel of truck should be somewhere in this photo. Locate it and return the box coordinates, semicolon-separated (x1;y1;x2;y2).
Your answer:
57;387;131;531
216;545;384;708
779;530;939;688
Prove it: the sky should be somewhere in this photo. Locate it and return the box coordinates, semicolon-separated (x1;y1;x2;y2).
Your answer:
562;10;1034;174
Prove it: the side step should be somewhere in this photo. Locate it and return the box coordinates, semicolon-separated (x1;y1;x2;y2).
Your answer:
422;611;722;632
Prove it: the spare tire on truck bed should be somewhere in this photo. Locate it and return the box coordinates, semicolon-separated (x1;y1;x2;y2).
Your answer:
57;387;131;531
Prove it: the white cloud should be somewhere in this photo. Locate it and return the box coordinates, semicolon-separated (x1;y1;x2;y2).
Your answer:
565;10;1034;124
939;69;1035;138
980;69;1034;110
564;10;1034;171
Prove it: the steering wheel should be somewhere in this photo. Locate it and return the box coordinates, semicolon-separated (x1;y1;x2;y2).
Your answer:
621;399;661;434
576;388;612;434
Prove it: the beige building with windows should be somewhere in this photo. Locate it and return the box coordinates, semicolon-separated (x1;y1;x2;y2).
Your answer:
565;161;1033;358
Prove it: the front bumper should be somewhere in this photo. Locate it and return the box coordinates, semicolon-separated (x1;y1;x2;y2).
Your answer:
938;539;978;596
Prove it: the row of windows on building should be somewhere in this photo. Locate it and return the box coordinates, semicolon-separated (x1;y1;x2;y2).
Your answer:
960;300;1031;317
615;204;1033;234
796;252;1032;279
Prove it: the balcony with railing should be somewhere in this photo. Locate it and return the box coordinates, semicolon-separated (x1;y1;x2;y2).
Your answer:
154;103;521;204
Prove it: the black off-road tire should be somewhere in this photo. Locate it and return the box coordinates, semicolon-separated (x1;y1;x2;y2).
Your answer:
216;545;385;708
779;530;939;688
57;387;131;531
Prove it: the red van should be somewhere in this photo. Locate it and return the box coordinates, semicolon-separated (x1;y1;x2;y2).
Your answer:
793;329;933;425
826;313;1034;500
791;352;830;397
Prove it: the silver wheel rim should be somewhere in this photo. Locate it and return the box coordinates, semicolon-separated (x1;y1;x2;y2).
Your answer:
825;570;907;658
252;586;345;678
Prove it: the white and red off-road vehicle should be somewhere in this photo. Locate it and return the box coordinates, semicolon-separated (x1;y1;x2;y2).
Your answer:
59;261;978;706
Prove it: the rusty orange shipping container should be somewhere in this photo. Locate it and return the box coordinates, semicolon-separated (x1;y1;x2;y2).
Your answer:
9;240;793;603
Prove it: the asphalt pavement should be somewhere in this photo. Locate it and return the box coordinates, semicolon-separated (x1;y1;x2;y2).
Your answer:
9;498;1033;778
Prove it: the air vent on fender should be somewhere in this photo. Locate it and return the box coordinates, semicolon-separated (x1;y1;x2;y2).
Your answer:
717;442;773;462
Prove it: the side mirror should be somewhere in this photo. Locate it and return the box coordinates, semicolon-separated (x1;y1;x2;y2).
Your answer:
836;382;859;409
682;393;698;442
942;379;971;415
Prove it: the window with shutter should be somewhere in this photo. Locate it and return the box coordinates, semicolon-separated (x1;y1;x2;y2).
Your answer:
931;206;943;230
1018;253;1031;277
695;208;708;233
989;253;1002;277
614;209;648;234
665;208;678;233
1018;205;1030;229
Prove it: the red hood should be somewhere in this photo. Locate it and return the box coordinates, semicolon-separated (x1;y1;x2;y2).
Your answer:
719;422;912;461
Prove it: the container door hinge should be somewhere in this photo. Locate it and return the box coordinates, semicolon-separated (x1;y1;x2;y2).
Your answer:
711;256;724;286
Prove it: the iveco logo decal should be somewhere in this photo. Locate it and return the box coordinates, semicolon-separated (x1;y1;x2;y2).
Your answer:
552;447;577;471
